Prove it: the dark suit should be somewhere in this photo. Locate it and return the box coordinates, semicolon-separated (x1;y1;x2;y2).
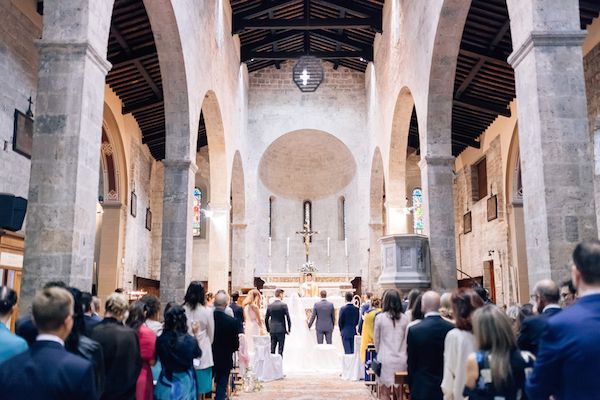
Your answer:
84;314;101;336
213;309;240;400
308;298;335;344
90;318;141;400
517;305;561;355
266;299;291;355
15;315;38;346
0;339;97;400
230;301;245;333
338;303;360;354
407;315;454;400
526;294;600;400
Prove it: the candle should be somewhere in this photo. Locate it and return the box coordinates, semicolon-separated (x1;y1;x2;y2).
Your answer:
344;238;348;257
286;237;290;257
327;237;330;257
268;237;272;257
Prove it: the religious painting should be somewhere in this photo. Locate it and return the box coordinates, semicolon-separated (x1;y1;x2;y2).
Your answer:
192;187;201;236
130;191;137;217
12;109;33;159
145;208;152;231
463;211;472;234
487;195;498;222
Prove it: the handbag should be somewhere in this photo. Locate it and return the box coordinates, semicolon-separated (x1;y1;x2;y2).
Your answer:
370;356;382;377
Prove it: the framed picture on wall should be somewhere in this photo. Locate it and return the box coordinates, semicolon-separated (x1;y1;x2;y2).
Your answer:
130;191;137;217
145;208;152;231
487;195;498;221
463;211;472;234
13;109;34;159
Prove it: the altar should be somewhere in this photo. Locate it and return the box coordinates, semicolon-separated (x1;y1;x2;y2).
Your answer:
260;273;355;300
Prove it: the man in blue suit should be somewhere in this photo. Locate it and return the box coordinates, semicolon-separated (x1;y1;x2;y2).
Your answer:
0;287;97;400
517;279;561;355
527;240;600;399
338;291;360;354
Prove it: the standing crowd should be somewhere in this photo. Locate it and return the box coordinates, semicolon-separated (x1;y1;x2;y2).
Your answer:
1;239;600;399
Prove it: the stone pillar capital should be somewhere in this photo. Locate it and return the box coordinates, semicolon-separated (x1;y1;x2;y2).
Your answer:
508;30;587;69
36;40;112;75
162;159;198;173
418;155;455;169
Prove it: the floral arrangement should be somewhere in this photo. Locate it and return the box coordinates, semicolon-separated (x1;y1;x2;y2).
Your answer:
298;261;318;274
241;367;262;392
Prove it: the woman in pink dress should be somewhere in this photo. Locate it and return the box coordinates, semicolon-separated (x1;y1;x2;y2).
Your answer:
127;301;157;400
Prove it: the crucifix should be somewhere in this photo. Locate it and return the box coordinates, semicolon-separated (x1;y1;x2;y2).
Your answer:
296;222;319;262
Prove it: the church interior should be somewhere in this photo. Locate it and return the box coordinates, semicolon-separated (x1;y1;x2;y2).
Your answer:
1;0;600;395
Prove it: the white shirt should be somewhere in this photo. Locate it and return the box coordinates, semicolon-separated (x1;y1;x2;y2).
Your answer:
37;334;64;346
542;304;561;313
425;311;441;318
580;288;600;298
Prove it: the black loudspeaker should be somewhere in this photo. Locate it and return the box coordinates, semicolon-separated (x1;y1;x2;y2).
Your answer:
0;194;27;231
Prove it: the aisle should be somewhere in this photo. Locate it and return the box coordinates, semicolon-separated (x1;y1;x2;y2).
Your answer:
235;373;371;400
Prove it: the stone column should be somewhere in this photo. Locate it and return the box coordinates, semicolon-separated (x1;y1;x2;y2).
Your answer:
419;155;457;291
97;203;124;305
367;222;384;291
507;0;597;286
231;222;248;291
208;202;231;292
160;160;197;304
20;3;113;310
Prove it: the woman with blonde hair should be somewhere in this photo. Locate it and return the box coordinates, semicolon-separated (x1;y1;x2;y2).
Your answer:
465;305;534;399
243;289;265;351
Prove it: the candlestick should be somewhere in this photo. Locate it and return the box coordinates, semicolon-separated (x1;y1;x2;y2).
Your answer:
268;237;272;257
286;237;290;257
344;238;348;257
327;237;330;257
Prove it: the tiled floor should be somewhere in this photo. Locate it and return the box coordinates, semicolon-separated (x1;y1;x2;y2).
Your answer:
235;373;372;400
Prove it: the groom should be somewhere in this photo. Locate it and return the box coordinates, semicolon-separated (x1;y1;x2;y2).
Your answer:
308;290;335;344
265;288;291;356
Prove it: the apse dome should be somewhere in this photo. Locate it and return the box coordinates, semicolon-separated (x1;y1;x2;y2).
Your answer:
258;129;356;200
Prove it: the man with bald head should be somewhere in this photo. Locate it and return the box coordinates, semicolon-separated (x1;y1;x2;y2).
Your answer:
517;279;561;355
407;291;454;400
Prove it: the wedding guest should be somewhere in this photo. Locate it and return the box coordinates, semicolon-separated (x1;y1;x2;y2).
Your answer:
183;281;214;398
0;287;97;400
465;305;534;399
212;293;240;400
66;287;105;396
526;240;600;399
243;288;266;349
206;292;215;308
505;305;521;335
81;291;101;335
404;289;421;321
518;279;561;355
407;293;424;329
407;291;454;400
216;289;235;317
140;294;163;336
91;292;142;400
265;288;291;356
439;292;454;322
92;296;102;318
374;289;409;400
0;286;27;363
16;280;67;346
308;290;335;345
338;291;360;354
127;301;157;400
230;291;244;332
360;297;381;363
559;279;577;308
155;304;201;400
441;288;484;400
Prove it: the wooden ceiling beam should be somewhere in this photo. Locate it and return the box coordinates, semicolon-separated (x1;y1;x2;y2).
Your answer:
311;29;373;52
454;97;511;117
245;49;369;60
235;18;378;32
233;0;298;26
122;98;164;115
109;44;157;68
459;46;509;67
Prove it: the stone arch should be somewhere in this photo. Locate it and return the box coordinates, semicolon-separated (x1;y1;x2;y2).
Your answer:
505;124;529;303
101;103;128;204
388;86;418;234
425;0;472;155
230;151;248;290
200;90;229;291
368;147;385;291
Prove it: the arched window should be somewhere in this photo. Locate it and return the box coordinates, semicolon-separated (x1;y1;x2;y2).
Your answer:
338;196;346;240
412;188;424;234
193;187;202;237
303;200;312;241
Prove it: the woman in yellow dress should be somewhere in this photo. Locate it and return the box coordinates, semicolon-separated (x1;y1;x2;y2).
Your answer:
360;297;382;363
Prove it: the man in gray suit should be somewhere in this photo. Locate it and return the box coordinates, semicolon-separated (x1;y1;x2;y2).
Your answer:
308;290;335;344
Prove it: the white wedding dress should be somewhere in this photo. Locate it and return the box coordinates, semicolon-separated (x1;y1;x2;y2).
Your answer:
283;293;343;374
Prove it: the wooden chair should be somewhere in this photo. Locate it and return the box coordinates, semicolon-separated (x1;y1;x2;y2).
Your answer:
394;371;409;400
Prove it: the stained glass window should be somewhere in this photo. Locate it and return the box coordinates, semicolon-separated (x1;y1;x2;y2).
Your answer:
412;188;424;234
193;187;202;236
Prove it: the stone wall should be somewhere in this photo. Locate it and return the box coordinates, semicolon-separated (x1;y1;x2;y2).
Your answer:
585;42;600;135
0;1;40;215
246;60;369;281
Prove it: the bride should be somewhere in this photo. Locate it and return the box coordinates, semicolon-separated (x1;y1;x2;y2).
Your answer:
242;288;266;350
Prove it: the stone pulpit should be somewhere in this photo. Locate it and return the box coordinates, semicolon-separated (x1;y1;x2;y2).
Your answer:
378;234;431;289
